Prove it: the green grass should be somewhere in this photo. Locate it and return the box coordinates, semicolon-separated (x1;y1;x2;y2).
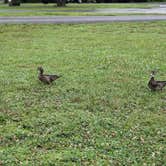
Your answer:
0;3;154;10
0;3;159;16
0;22;166;165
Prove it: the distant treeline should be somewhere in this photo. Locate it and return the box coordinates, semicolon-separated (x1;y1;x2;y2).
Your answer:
104;0;166;2
20;0;166;3
97;0;166;1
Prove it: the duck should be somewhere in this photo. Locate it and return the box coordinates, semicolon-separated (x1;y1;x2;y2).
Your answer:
148;70;166;91
37;66;61;84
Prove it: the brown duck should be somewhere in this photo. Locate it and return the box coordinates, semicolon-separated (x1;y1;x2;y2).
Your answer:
148;70;166;91
37;67;61;84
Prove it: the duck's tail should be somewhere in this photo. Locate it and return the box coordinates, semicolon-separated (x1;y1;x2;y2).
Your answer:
158;81;166;84
158;81;166;87
52;75;62;80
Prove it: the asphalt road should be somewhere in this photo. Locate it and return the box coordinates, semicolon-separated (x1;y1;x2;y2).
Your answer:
0;15;166;24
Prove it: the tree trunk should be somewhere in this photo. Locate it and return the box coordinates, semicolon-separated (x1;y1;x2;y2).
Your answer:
4;0;8;3
57;0;66;7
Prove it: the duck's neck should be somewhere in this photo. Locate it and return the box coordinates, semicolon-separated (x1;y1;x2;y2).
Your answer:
150;76;155;81
39;70;43;75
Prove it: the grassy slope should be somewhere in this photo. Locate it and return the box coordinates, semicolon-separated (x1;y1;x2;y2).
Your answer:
0;22;166;165
0;3;157;16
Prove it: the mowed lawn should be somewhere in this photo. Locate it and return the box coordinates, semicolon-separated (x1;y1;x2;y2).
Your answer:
0;3;156;16
0;22;166;165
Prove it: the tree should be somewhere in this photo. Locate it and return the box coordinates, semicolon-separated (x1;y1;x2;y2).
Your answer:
57;0;66;7
5;0;67;7
8;0;20;6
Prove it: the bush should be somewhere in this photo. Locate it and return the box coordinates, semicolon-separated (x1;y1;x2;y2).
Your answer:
9;0;21;6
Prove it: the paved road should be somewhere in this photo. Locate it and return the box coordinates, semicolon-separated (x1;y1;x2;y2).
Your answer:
0;15;166;24
97;7;166;14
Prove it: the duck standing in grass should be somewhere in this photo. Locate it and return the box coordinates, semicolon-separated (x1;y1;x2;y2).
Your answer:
37;66;61;84
148;70;166;91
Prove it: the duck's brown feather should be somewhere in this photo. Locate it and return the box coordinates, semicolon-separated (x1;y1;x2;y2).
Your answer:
37;67;61;84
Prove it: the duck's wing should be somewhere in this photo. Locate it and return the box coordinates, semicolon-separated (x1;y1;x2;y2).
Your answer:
44;74;61;81
148;80;160;90
39;75;51;84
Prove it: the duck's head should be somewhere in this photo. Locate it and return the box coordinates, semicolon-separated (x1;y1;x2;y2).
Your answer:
37;66;44;74
150;70;157;77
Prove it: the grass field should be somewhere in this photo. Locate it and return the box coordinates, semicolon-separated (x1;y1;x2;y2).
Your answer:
0;22;166;165
0;3;159;16
0;2;154;10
